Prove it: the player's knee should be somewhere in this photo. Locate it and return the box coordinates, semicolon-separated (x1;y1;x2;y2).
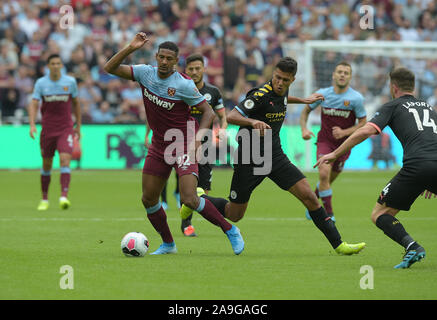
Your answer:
319;171;330;182
141;194;157;209
371;207;396;224
228;212;244;222
60;160;70;167
305;201;320;212
318;165;331;181
371;210;385;224
302;191;319;210
42;158;53;171
226;207;245;222
59;154;71;167
180;193;198;210
370;211;377;224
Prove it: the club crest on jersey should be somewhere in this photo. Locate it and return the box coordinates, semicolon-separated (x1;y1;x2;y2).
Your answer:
63;86;69;91
244;99;255;109
143;88;175;110
204;93;212;102
167;87;176;97
344;100;350;107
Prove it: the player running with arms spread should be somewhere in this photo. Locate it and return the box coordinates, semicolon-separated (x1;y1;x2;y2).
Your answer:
104;33;244;255
316;67;437;268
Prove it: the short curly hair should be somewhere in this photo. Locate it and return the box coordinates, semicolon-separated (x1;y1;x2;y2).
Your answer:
158;41;179;56
275;57;297;76
390;67;415;92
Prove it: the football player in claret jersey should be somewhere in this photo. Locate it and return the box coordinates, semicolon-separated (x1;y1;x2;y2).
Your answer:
300;61;366;221
194;57;366;255
179;53;228;237
28;54;81;211
316;67;437;268
104;33;244;255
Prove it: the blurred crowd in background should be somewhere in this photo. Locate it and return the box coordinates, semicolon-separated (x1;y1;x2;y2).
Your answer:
1;0;437;125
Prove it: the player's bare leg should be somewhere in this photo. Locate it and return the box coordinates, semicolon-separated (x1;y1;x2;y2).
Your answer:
178;174;201;208
371;203;425;268
318;162;331;192
160;183;168;210
179;174;232;231
38;157;53;211
174;173;181;208
306;162;336;221
59;152;72;209
329;170;340;185
224;202;248;223
289;178;321;211
313;168;339;197
178;174;200;236
192;193;248;223
176;173;197;235
179;185;209;237
318;162;334;217
142;173;177;254
42;157;53;172
179;174;244;255
290;178;365;255
182;189;210;235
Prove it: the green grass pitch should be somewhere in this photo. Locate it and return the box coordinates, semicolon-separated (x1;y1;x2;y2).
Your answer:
1;169;436;300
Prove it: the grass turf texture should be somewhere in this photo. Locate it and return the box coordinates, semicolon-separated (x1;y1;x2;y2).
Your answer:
1;169;436;300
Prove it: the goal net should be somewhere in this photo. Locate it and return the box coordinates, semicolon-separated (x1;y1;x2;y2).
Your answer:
282;40;437;171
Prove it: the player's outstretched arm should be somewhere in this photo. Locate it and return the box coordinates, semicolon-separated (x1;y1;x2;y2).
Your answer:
214;108;228;140
332;117;367;140
195;101;215;131
72;97;81;140
227;108;271;136
194;100;216;143
144;116;151;148
299;105;315;140
28;99;40;139
215;108;228;130
314;123;377;168
104;32;149;80
288;93;324;105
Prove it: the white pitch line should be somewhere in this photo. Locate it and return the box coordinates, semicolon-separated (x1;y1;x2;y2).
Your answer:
0;217;306;222
0;217;435;222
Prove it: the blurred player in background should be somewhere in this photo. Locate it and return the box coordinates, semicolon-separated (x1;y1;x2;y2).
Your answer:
28;54;81;211
104;33;244;255
300;62;366;221
316;67;437;268
179;53;228;237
